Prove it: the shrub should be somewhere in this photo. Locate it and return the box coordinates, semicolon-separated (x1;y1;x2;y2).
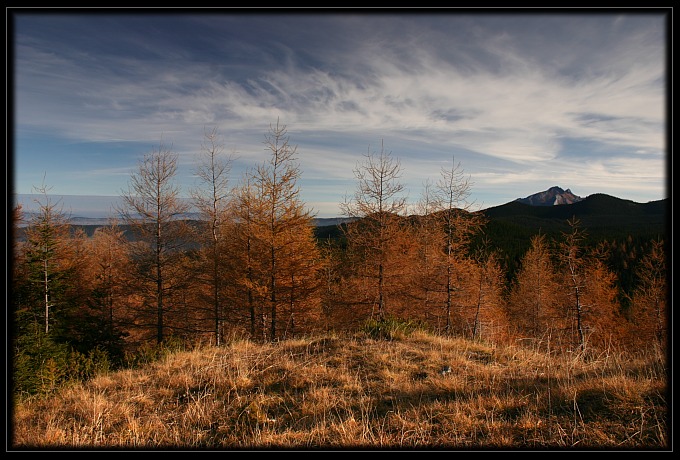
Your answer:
362;315;423;340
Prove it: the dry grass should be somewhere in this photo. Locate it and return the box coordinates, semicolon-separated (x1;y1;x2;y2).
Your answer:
10;330;668;450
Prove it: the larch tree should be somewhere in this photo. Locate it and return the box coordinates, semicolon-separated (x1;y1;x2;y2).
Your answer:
118;140;193;344
506;232;562;345
556;218;622;353
231;174;268;339
83;222;132;362
469;239;507;342
55;226;94;347
583;243;624;350
89;223;129;335
278;217;326;339
339;141;408;322
629;238;668;350
428;157;486;335
248;119;322;341
410;179;444;323
190;126;235;346
557;218;589;352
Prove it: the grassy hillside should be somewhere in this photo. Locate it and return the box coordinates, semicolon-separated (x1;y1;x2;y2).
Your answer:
11;329;668;450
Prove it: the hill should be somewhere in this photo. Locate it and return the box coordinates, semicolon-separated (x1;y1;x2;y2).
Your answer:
479;193;667;248
482;193;666;233
10;329;668;450
475;194;668;288
312;193;668;244
315;193;668;260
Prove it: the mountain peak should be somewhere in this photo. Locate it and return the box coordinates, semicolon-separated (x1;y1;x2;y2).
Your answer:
515;186;583;206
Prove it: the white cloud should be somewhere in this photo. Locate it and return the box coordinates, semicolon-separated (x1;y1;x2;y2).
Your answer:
13;13;668;210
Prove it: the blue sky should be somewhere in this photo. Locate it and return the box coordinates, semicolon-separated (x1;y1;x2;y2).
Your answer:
10;9;669;218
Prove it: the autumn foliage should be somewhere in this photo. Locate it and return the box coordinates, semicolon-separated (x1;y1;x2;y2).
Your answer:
10;122;669;400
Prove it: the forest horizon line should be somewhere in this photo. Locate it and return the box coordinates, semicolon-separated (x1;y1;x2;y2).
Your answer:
12;188;669;222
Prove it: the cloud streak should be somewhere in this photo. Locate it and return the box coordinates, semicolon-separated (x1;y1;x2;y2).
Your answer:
12;10;668;217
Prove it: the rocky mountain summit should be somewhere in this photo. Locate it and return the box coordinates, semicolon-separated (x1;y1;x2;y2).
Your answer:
515;186;584;206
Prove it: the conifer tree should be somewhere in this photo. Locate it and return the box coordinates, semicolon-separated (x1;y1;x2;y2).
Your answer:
19;182;72;336
556;218;622;353
231;175;268;339
12;183;82;394
118;140;193;344
427;157;485;335
190;126;235;346
507;232;562;345
80;223;131;362
557;218;589;352
410;180;444;323
339;141;408;322
630;238;667;350
469;240;507;342
234;120;322;341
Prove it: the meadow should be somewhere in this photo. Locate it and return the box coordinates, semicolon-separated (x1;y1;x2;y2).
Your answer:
11;328;669;451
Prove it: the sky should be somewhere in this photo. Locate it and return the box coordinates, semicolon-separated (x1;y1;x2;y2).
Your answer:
9;9;670;218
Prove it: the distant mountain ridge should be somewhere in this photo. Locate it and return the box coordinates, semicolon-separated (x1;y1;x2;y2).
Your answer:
16;212;355;229
14;189;666;231
480;192;667;250
14;191;667;250
515;186;583;206
484;193;666;220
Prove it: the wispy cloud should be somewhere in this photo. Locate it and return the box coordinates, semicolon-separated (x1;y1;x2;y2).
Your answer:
12;11;668;215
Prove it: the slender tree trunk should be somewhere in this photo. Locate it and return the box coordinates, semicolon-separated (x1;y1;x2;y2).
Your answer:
575;286;584;352
107;254;114;338
157;255;163;344
119;143;189;345
569;260;585;352
246;221;256;338
378;260;385;320
288;272;295;337
270;245;277;341
156;217;163;344
214;248;220;346
473;271;484;340
248;285;255;337
445;241;452;334
44;257;49;334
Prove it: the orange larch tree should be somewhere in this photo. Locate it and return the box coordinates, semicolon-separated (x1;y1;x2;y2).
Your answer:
629;238;667;351
117;140;194;345
506;232;563;349
239;120;323;341
339;141;409;324
555;218;623;354
190;126;236;346
426;157;486;335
